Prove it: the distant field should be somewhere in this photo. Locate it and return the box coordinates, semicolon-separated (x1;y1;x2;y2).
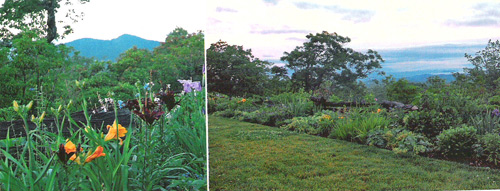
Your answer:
209;116;500;190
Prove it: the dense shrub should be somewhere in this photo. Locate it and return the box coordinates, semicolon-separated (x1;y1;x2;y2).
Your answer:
478;133;500;165
386;78;422;104
437;125;478;157
403;90;485;137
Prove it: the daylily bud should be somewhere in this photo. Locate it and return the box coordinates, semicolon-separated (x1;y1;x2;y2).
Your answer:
13;101;19;112
67;100;73;109
58;105;63;113
26;101;33;111
31;115;35;121
39;111;46;122
75;80;80;87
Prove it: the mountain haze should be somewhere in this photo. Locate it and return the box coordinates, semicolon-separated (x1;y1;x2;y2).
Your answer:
65;34;161;61
267;43;486;83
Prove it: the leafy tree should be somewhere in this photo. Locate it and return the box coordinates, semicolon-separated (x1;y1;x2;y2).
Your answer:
266;66;291;95
453;40;500;98
384;76;422;104
111;46;153;84
281;31;384;92
207;40;270;97
0;0;90;45
154;28;204;79
153;27;204;89
0;31;72;108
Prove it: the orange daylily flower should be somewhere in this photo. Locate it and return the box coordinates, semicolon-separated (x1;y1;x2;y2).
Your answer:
377;109;382;113
85;146;106;163
104;120;127;142
64;139;77;154
64;139;83;154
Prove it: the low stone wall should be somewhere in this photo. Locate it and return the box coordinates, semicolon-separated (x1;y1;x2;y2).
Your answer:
0;109;133;139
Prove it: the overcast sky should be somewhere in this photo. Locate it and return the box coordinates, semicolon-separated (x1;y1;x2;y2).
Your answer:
50;0;206;43
207;0;500;60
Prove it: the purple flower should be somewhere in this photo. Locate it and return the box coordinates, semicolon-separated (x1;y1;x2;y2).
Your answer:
492;109;500;117
178;80;202;93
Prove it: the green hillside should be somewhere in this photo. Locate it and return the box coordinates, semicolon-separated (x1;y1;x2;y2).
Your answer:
65;34;161;61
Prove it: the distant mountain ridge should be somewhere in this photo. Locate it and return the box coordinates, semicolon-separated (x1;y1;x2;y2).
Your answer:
267;43;487;83
65;34;161;61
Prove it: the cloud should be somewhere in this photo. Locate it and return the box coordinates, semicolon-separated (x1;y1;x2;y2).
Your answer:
208;18;221;25
293;2;374;23
251;29;311;34
262;0;279;5
446;2;500;27
286;37;307;42
215;7;238;13
447;19;499;27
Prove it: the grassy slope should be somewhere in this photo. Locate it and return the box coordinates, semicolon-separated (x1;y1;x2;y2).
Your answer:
209;116;500;191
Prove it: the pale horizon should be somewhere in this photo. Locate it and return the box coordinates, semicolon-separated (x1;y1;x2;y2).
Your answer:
207;0;500;60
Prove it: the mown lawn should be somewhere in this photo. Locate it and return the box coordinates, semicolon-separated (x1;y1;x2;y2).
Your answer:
208;116;500;190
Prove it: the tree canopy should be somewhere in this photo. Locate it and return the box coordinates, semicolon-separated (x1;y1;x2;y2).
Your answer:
281;31;384;92
0;0;89;45
207;40;270;97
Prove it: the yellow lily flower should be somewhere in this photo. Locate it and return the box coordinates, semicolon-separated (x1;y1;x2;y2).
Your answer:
13;101;19;112
104;120;127;142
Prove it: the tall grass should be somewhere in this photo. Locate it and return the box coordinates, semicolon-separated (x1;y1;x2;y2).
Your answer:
330;108;392;143
270;91;313;117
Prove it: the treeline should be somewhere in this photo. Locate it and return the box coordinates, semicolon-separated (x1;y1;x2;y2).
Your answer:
0;27;204;120
207;31;384;100
208;31;500;106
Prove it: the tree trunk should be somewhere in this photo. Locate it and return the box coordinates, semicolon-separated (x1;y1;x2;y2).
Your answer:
45;0;57;43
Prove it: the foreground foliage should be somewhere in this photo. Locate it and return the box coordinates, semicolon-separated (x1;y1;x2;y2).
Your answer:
0;88;207;190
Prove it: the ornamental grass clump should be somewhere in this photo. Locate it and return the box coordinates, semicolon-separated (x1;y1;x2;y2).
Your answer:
329;108;392;143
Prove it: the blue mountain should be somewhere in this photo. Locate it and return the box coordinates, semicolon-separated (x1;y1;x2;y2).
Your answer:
65;34;161;61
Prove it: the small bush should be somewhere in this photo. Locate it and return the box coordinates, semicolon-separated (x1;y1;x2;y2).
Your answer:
478;133;500;165
390;130;433;155
403;109;461;138
437;125;478;157
367;128;433;155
